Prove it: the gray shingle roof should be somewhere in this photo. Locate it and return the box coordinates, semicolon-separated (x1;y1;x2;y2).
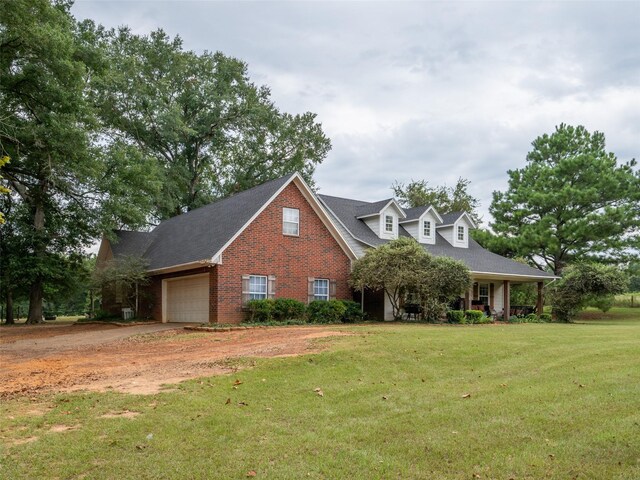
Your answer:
111;230;155;258
438;211;464;226
114;174;293;271
355;198;395;218
319;194;555;279
319;195;390;247
424;234;555;278
402;206;431;222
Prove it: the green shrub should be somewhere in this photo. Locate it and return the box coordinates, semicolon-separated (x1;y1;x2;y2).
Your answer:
464;310;485;324
245;299;275;322
446;310;465;324
524;313;542;323
273;298;306;321
421;299;448;323
340;300;364;323
307;300;347;324
508;315;523;323
474;315;494;324
539;313;552;322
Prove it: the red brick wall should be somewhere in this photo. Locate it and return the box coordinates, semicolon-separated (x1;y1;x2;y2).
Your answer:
214;182;353;323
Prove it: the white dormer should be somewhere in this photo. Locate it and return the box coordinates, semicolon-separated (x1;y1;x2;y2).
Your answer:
357;199;406;240
398;206;443;245
436;212;476;248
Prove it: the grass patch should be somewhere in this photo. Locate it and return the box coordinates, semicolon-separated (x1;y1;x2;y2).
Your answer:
2;313;640;479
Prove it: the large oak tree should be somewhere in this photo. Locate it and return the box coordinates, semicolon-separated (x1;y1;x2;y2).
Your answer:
96;28;331;221
0;0;159;323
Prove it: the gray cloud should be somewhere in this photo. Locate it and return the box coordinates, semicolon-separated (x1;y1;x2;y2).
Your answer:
72;1;640;224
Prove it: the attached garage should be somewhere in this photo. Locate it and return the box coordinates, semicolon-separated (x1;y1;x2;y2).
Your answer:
164;274;209;323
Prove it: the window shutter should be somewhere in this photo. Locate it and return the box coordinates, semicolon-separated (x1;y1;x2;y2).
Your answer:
329;279;337;300
241;275;250;305
308;277;315;304
489;283;495;308
473;283;479;300
268;275;276;299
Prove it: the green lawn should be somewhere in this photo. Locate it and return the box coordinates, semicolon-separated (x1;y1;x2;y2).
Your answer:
2;309;640;479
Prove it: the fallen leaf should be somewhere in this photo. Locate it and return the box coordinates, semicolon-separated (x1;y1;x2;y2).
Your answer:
233;379;243;386
500;383;507;387
225;398;231;405
238;401;248;407
579;384;586;388
246;470;257;477
314;388;324;397
382;396;388;400
461;393;471;398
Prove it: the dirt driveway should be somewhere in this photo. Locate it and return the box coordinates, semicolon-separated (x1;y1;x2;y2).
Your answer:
0;323;350;397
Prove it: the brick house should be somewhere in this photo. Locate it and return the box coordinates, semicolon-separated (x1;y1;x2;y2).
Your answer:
97;174;357;323
98;172;556;323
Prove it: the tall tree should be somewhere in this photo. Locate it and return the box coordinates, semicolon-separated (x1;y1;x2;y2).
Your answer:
490;124;640;275
96;28;331;220
392;177;482;225
0;1;159;323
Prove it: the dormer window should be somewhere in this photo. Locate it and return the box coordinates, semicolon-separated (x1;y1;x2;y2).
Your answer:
283;207;299;236
423;220;432;237
457;225;465;241
384;215;393;233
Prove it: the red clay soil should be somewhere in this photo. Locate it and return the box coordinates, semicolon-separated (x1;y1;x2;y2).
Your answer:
0;323;351;397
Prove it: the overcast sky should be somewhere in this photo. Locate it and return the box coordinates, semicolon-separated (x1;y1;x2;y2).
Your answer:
72;0;640;225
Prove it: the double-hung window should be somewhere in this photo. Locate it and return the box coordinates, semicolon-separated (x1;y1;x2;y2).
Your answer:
249;275;267;300
384;215;394;233
283;207;299;236
313;279;329;301
423;220;431;237
457;225;465;241
478;283;489;305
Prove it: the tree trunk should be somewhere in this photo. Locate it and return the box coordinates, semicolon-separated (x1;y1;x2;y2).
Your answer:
5;290;14;324
26;277;44;324
26;193;45;324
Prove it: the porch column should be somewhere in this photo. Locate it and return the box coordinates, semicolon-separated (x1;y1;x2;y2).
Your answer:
464;289;470;310
536;281;543;315
503;280;510;321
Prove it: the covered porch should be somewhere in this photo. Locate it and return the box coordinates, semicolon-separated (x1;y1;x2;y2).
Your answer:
460;273;553;321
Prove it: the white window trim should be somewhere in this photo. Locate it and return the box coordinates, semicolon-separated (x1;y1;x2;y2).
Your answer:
457;225;465;241
283;207;299;236
423;220;432;238
313;278;329;301
384;215;394;233
249;275;268;300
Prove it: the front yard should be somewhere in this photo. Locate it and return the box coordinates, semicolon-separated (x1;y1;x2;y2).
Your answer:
1;308;639;479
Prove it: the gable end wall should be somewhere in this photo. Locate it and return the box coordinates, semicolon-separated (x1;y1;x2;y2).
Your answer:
214;182;352;323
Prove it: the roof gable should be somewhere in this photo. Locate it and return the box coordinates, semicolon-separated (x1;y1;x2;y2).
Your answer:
437;211;476;229
399;205;443;224
141;175;294;271
355;198;406;219
112;173;357;273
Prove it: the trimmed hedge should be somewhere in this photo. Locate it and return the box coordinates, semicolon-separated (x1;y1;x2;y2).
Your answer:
307;300;347;324
464;310;485;324
273;298;306;321
246;299;275;322
446;310;466;324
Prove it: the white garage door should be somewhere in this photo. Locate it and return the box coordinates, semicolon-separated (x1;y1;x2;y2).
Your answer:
166;274;209;323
